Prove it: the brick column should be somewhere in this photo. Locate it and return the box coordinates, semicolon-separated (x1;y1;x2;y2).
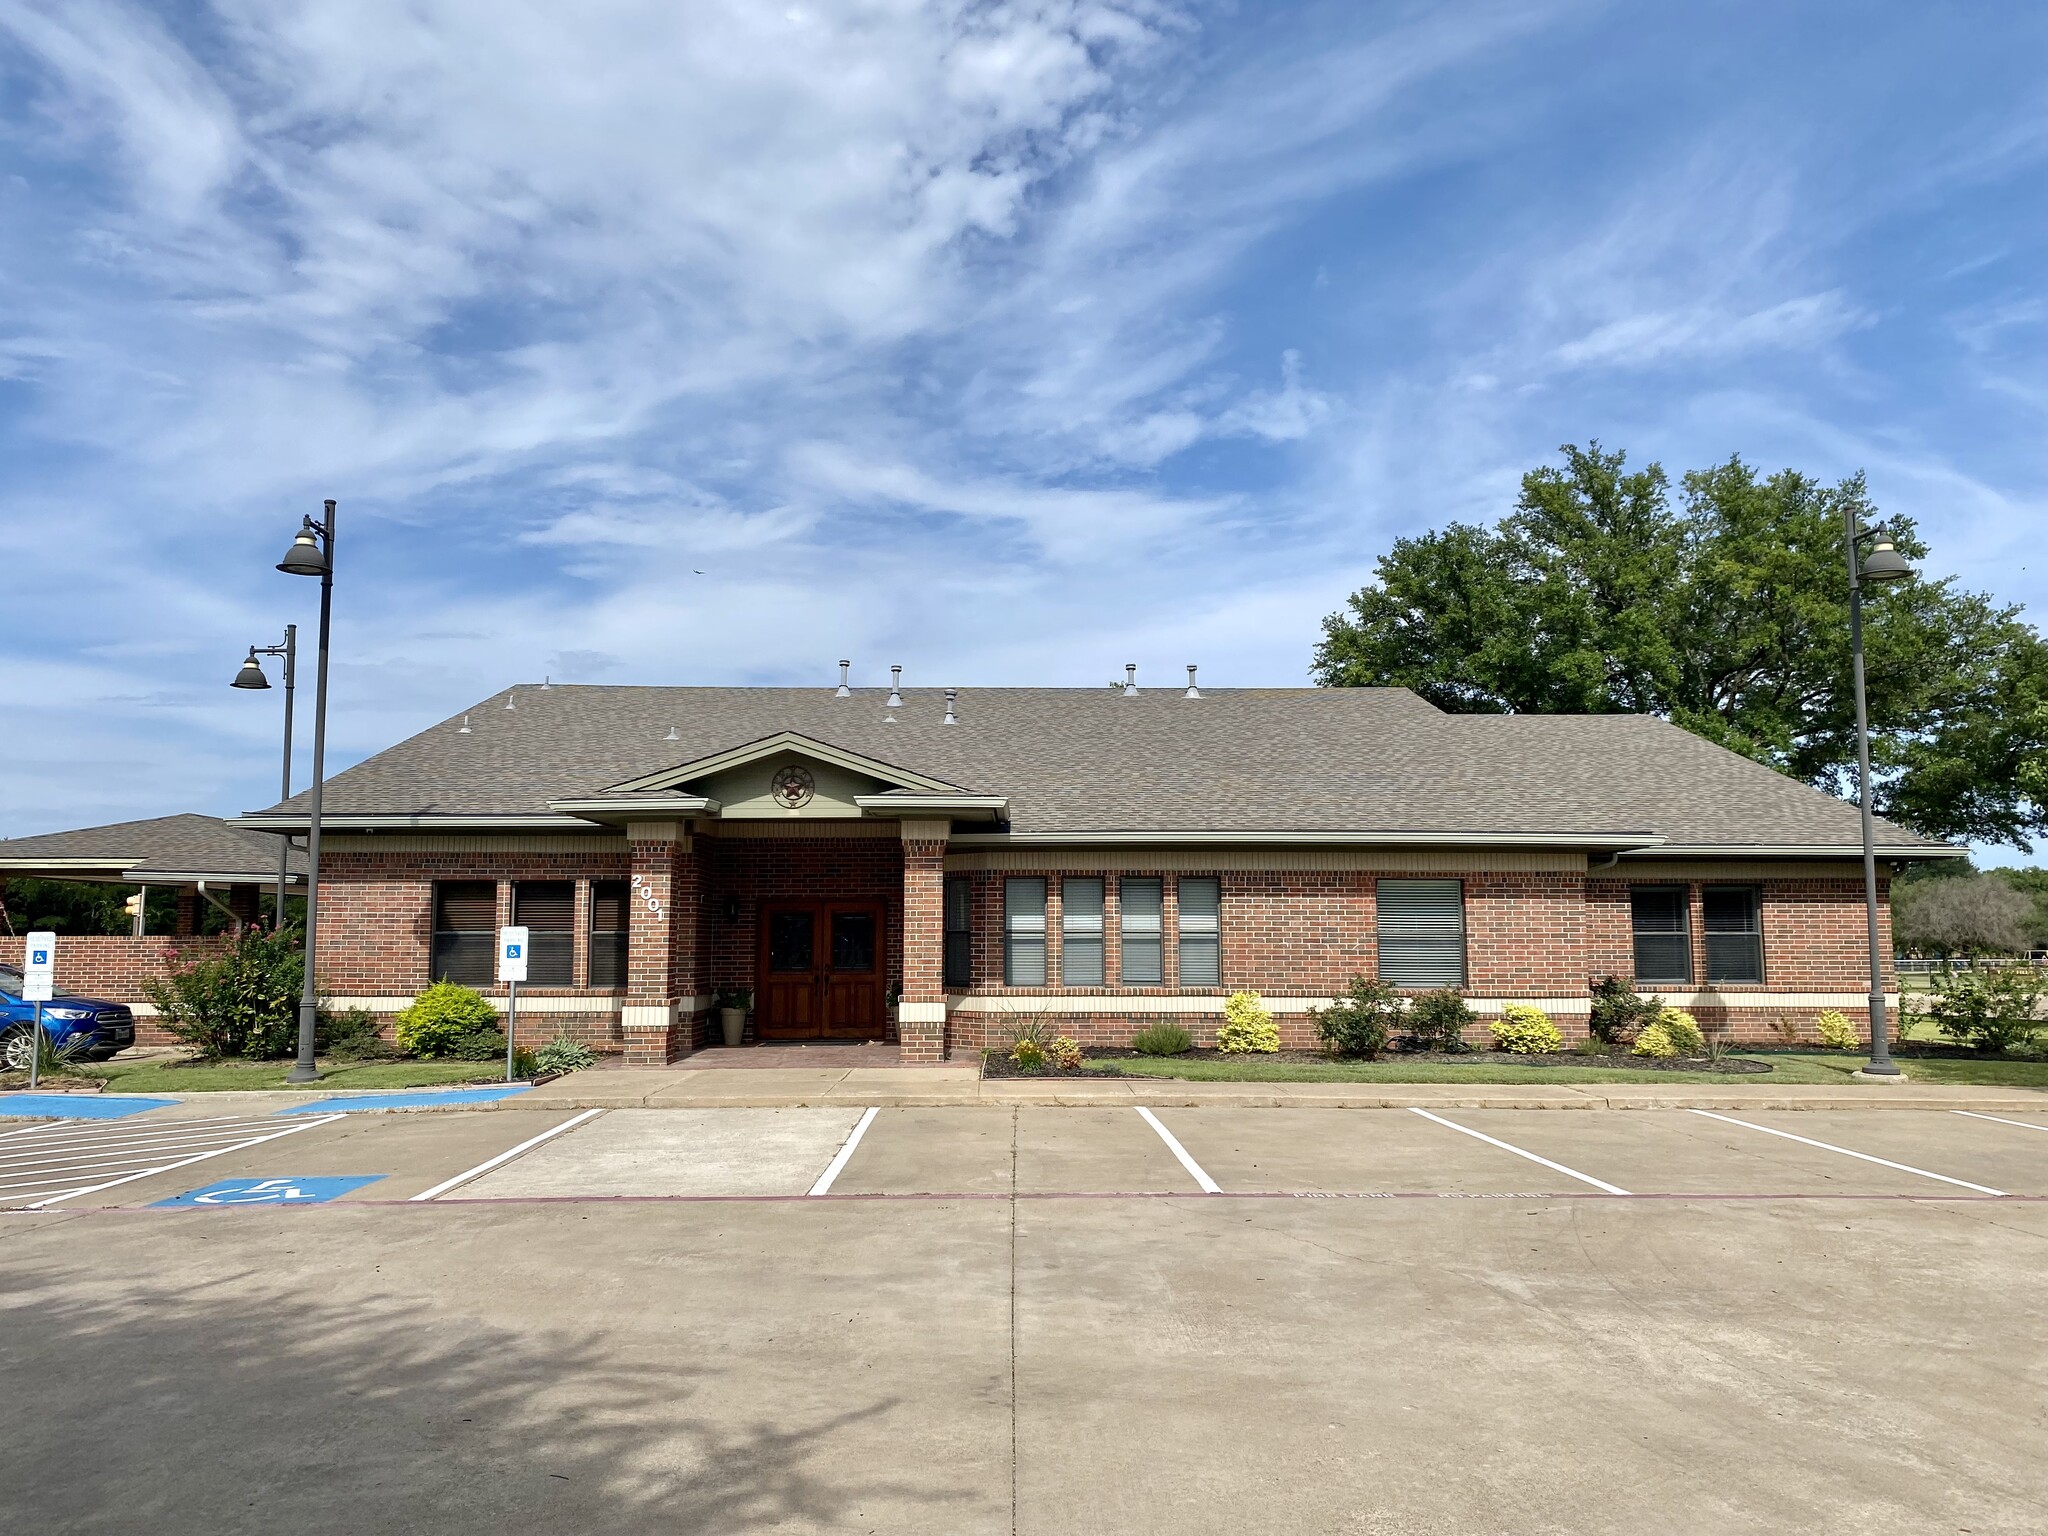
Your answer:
173;887;199;937
898;820;950;1062
624;821;698;1065
228;884;261;931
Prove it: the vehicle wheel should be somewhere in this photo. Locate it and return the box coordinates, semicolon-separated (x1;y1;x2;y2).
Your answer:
1;1027;35;1073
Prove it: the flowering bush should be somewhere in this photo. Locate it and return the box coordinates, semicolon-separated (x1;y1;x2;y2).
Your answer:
1046;1035;1083;1071
1814;1009;1860;1050
1490;1003;1562;1055
143;928;310;1059
1217;991;1281;1054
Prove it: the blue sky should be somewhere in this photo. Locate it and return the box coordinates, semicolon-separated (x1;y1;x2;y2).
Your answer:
2;1;2044;858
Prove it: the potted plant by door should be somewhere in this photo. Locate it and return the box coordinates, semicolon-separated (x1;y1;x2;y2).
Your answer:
715;987;751;1049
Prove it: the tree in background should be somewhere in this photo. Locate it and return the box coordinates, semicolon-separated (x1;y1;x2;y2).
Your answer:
1892;873;2036;957
1314;444;2048;849
0;879;177;936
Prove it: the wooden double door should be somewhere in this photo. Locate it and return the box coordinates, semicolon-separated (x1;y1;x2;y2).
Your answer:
756;901;889;1040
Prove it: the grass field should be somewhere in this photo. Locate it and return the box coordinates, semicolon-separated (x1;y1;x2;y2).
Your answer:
1079;1052;2048;1087
81;1057;512;1094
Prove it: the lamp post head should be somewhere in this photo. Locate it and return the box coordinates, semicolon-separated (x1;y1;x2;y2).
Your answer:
231;650;271;690
1860;540;1915;584
277;516;329;577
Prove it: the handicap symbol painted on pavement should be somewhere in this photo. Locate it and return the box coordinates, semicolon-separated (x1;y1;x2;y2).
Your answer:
152;1175;385;1208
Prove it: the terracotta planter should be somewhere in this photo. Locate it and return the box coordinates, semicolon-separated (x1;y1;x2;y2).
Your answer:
719;1007;746;1048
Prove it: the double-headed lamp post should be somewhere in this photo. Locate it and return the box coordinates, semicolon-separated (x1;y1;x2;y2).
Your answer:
230;625;298;926
276;501;337;1085
1844;510;1915;1077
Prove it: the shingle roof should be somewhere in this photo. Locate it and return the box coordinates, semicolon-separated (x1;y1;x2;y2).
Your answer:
245;685;1951;854
0;813;306;880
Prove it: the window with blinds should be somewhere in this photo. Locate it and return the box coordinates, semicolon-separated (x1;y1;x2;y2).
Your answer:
1119;877;1163;984
943;876;972;986
513;881;574;985
1703;886;1763;983
589;879;628;989
1177;877;1220;988
432;881;496;985
1375;879;1466;988
1004;878;1046;986
1061;878;1104;986
1630;887;1691;985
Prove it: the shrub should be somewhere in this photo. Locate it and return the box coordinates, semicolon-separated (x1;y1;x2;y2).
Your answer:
1814;1009;1860;1051
450;1029;508;1061
393;982;499;1059
1216;991;1281;1054
1632;1019;1678;1057
533;1036;597;1075
1010;1038;1046;1070
1655;1007;1704;1054
511;1045;538;1079
1491;1003;1562;1055
143;928;312;1059
1131;1023;1192;1056
317;1006;394;1062
1588;975;1661;1046
1046;1035;1083;1071
1312;975;1403;1059
1921;966;2043;1054
1403;988;1473;1052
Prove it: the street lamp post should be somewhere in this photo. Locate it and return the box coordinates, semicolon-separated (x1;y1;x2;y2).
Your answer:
276;502;337;1085
1843;510;1915;1078
231;624;298;927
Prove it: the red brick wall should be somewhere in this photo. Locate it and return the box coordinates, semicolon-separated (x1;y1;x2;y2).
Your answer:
0;934;229;1045
700;837;905;1001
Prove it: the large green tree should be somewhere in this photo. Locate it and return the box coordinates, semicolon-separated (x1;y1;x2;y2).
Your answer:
1313;444;2048;848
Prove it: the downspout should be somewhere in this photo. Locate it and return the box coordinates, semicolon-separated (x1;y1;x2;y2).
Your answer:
194;880;244;936
1589;851;1623;872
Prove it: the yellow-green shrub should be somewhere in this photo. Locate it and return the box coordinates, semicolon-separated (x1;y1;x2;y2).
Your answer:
1217;991;1281;1054
1659;1007;1704;1052
1632;1020;1677;1057
1490;1003;1562;1055
393;981;498;1059
1047;1035;1083;1071
1815;1009;1859;1050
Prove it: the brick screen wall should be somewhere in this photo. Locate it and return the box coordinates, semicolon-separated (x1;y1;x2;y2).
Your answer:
0;934;229;1045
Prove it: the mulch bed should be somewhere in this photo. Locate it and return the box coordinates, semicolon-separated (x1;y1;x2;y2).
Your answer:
0;1072;106;1093
980;1047;1775;1078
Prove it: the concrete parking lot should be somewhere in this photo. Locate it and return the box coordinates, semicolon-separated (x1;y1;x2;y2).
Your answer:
4;1101;2047;1532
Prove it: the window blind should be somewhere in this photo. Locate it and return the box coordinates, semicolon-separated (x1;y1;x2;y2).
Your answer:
1120;877;1163;985
1177;878;1220;988
1376;879;1466;988
1629;887;1691;985
1062;878;1105;987
1004;878;1047;987
944;876;973;987
1703;887;1763;984
589;879;628;989
432;881;496;985
513;881;573;985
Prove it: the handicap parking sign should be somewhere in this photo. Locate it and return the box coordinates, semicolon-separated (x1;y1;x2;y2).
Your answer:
152;1175;384;1208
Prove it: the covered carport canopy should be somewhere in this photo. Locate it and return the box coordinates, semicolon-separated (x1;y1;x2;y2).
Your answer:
0;814;304;935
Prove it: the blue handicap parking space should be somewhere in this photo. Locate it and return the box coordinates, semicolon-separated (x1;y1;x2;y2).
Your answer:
152;1175;385;1207
0;1094;179;1121
275;1085;531;1115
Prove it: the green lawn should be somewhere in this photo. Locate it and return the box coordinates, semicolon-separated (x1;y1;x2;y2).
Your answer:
84;1057;514;1094
1078;1052;2048;1087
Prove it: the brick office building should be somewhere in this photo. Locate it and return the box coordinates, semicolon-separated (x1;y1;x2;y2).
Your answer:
228;679;1960;1064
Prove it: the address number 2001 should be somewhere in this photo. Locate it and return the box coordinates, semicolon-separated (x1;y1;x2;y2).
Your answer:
629;873;666;920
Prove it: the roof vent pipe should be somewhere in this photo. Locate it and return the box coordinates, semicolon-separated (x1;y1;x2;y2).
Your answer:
541;676;551;690
887;665;903;709
457;714;472;734
943;687;958;725
505;690;516;710
1123;664;1138;696
835;660;851;698
664;724;680;742
1185;665;1200;699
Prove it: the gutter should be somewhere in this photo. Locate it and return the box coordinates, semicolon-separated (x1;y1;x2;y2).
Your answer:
947;830;1668;849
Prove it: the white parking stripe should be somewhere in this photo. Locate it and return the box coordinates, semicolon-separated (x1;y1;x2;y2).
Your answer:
1952;1110;2048;1136
0;1113;247;1141
15;1114;349;1210
0;1118;272;1150
1136;1107;1222;1193
1689;1110;2007;1195
0;1126;284;1165
410;1108;608;1202
1409;1108;1632;1195
808;1107;881;1197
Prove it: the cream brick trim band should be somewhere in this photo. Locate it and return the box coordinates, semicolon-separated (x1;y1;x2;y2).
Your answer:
328;994;627;1014
896;1001;947;1024
945;990;1899;1016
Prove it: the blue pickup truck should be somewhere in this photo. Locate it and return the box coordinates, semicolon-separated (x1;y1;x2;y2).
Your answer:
0;965;137;1070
